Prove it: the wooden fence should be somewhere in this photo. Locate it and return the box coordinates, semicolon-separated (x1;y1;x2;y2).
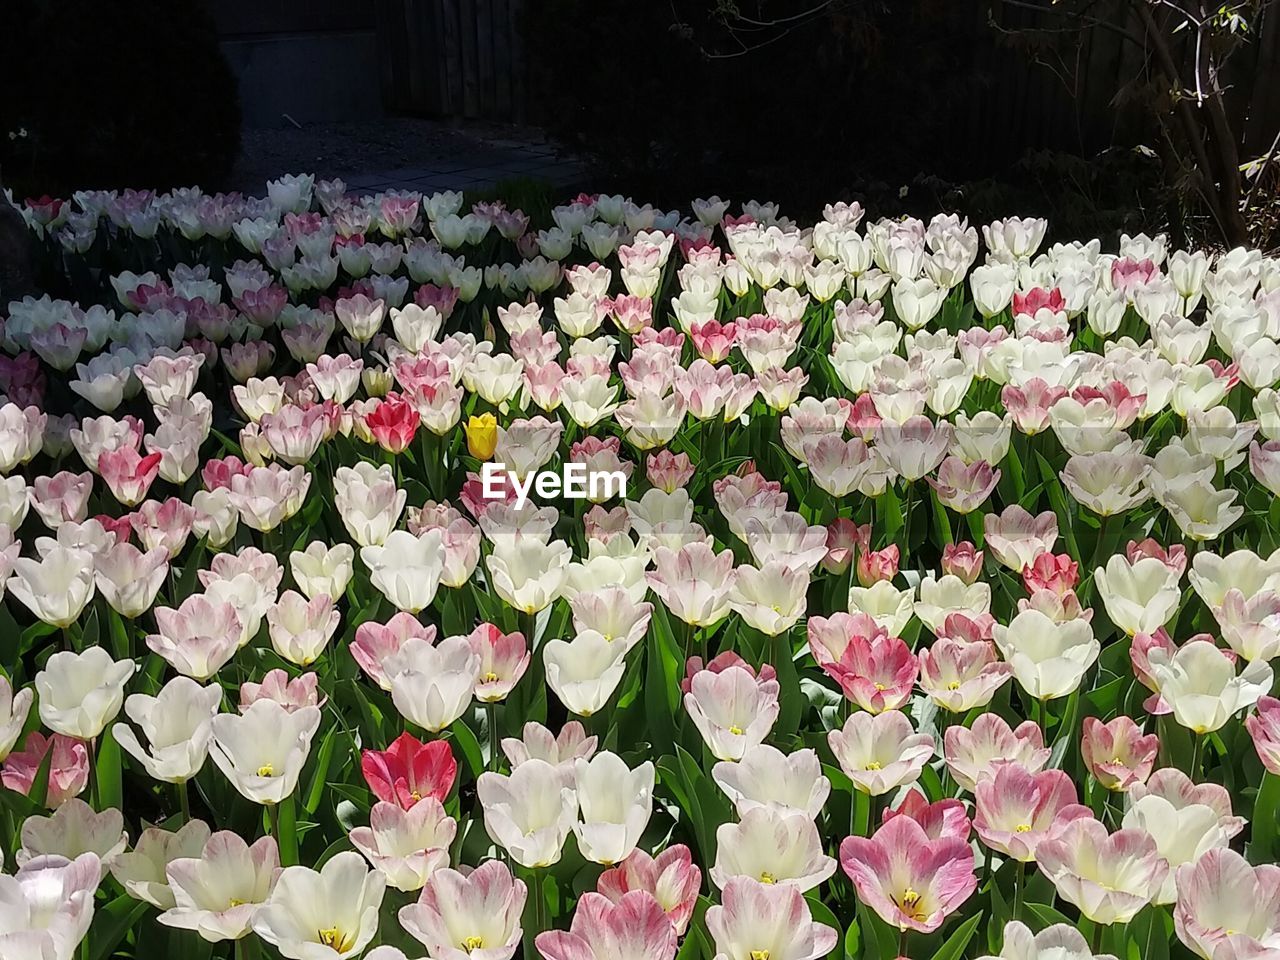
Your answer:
375;0;531;123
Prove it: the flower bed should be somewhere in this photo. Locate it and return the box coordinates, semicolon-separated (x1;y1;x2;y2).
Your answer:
2;179;1279;960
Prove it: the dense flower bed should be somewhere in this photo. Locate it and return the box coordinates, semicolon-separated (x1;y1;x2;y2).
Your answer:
1;179;1280;960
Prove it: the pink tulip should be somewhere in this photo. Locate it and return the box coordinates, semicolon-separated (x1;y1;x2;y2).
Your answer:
856;544;900;587
1001;378;1067;435
464;623;530;703
645;450;695;494
130;497;195;559
973;764;1092;862
1126;538;1187;579
683;655;780;762
1037;818;1167;924
927;457;1000;514
1174;847;1280;960
1021;553;1079;597
1130;628;1182;713
704;876;837;960
825;630;918;714
820;519;865;575
984;505;1059;572
941;541;984;584
350;613;438;690
882;788;971;842
839;814;976;933
918;638;1011;713
1;731;89;807
31;471;93;528
362;732;457;810
827;710;934;796
146;595;243;681
400;860;526;960
536;890;677;960
1081;716;1159;791
596;845;701;936
1245;696;1280;776
98;447;162;506
943;714;1050;792
365;393;420;454
239;669;325;713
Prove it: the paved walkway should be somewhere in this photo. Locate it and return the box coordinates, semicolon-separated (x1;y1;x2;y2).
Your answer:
225;117;587;198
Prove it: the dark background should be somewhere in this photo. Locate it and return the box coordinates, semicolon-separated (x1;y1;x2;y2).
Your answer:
2;0;1277;247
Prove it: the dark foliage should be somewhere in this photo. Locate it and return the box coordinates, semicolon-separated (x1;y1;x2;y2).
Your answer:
0;0;241;198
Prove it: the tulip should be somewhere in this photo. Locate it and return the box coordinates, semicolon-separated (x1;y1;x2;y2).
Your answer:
110;820;211;909
385;635;481;732
646;542;738;627
209;700;322;805
93;542;168;618
711;744;831;820
943;714;1050;793
228;464;311;532
840;814;976;933
1173;848;1280;960
361;733;457;809
983;506;1058;572
112;677;221;784
361;530;445;614
159;831;280;942
1246;696;1280;775
596;845;702;936
288;541;354;602
684;659;780;761
501;721;597;781
349;799;456;891
727;561;809;636
977;920;1119;960
36;648;135;740
253;851;386;959
847;580;916;637
1036;819;1168;925
0;676;35;761
1094;554;1181;636
972;764;1091;861
543;630;631;718
569;587;653;652
457;624;529;704
350;613;437;691
704;876;838;960
827;710;934;796
7;545;96;628
476;758;578;868
399;860;526;960
1;732;90;807
485;537;573;615
0;852;102;959
1123;788;1241;905
19;799;127;865
333;462;407;547
146;595;243;680
537;890;677;960
710;806;836;892
1148;639;1273;733
918;638;1012;712
1081;716;1158;791
240;670;325;713
992;609;1100;701
882;788;971;841
266;590;340;666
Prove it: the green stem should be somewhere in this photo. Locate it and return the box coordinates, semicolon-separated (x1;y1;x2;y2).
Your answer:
1189;732;1203;780
533;867;548;938
486;701;500;772
851;788;871;839
86;738;98;809
1013;860;1026;922
1090;919;1104;955
177;779;191;823
270;796;300;866
237;935;262;960
898;927;909;958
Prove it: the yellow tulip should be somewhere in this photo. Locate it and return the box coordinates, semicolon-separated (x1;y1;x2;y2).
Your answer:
465;413;498;460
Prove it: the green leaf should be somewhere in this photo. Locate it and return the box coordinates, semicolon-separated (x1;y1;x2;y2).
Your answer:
447;719;486;781
95;724;123;811
304;724;339;815
928;911;983;960
1250;770;1280;864
89;895;150;960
